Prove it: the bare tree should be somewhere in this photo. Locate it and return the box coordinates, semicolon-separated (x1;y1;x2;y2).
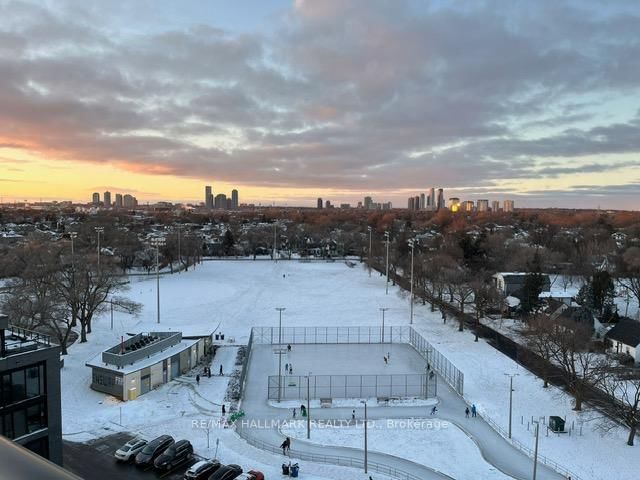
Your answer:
596;367;640;446
619;246;640;317
470;276;501;341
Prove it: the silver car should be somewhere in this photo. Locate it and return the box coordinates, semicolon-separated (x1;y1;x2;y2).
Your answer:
114;438;148;462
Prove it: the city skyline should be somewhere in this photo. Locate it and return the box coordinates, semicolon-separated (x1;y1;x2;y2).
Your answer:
1;1;640;210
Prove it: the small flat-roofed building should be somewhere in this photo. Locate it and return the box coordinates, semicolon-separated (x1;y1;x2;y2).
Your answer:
86;331;206;401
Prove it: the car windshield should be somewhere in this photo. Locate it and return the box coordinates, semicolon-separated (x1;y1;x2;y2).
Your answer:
141;443;157;454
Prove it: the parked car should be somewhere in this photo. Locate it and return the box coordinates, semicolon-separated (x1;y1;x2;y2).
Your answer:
114;437;147;462
184;460;221;480
236;471;264;480
135;435;174;468
154;439;194;471
207;464;242;480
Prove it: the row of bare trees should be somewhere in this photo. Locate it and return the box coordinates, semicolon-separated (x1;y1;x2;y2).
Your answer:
1;240;140;354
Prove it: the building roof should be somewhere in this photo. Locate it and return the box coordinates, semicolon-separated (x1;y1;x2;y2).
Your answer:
606;318;640;347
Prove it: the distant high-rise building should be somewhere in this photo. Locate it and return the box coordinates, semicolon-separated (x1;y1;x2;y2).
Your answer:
340;203;351;209
429;188;436;210
364;196;373;210
504;200;515;212
115;193;123;208
437;189;445;210
214;193;227;209
420;193;425;209
226;198;232;209
231;189;239;209
491;200;500;213
205;186;213;209
103;191;111;207
325;200;331;209
462;200;474;212
123;194;136;208
477;199;489;212
448;197;460;212
408;197;415;210
317;198;323;209
92;192;100;204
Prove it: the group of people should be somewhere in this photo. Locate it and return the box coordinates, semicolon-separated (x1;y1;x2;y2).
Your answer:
292;404;307;418
465;404;478;418
195;365;225;385
284;362;294;375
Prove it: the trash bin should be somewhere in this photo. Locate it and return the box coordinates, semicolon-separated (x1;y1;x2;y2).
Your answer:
549;416;565;432
290;463;299;477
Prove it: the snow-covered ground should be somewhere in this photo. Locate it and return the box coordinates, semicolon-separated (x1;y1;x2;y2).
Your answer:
60;260;639;480
283;419;512;480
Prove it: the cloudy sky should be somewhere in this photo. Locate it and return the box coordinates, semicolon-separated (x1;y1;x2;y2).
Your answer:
1;0;639;209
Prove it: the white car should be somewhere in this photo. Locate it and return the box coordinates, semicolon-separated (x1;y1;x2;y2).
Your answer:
114;438;148;462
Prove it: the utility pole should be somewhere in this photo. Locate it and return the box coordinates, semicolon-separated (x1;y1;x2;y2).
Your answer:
379;307;389;343
276;307;286;402
94;226;104;270
151;237;166;323
408;239;415;325
306;373;311;439
532;420;540;480
504;373;519;438
273;222;277;262
110;300;114;330
384;231;390;294
367;226;372;277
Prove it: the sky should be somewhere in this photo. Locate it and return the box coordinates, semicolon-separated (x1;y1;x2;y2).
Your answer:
0;0;639;209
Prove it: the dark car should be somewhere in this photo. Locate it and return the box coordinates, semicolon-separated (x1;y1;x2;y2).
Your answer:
184;460;221;480
135;435;174;468
154;439;194;471
207;464;242;480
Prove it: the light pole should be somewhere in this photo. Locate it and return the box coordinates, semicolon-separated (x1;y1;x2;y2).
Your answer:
367;226;372;277
273;222;277;262
276;307;286;402
69;231;78;268
384;231;390;294
504;373;519;438
94;226;104;270
532;420;540;480
408;239;415;325
306;372;311;439
379;307;389;343
360;400;368;474
151;237;165;323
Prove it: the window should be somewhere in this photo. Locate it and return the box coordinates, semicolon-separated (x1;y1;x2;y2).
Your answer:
13;409;27;438
27;404;45;433
1;374;10;406
3;413;14;438
26;366;40;398
11;370;26;403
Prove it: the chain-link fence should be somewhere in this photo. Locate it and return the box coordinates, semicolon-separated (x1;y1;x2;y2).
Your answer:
268;373;437;400
251;326;464;396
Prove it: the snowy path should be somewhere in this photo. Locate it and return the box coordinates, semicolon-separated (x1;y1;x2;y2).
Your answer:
237;344;565;480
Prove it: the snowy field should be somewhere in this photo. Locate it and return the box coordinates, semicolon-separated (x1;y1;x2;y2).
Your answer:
282;419;513;480
60;260;639;480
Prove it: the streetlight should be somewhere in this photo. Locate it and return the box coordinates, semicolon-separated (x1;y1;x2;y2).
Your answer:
306;372;312;439
276;307;286;403
379;307;389;343
532;420;540;480
408;239;416;325
384;231;390;294
367;226;372;277
94;226;104;270
504;373;519;439
360;400;368;474
69;231;78;268
150;237;166;323
273;222;277;262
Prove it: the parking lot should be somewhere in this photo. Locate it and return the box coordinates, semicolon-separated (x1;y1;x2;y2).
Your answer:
64;432;198;480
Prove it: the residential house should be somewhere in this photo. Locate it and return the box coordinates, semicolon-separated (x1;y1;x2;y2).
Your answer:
606;318;640;364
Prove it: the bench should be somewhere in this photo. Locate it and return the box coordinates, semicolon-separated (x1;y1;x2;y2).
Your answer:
320;398;332;408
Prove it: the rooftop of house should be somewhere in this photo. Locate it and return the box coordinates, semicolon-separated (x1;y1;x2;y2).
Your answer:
606;318;640;347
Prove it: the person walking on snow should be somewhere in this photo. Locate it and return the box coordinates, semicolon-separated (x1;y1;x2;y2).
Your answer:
293;408;296;418
352;409;355;421
287;344;292;352
222;404;226;415
285;363;288;372
465;407;470;418
196;374;200;386
383;356;388;365
219;365;223;376
471;404;477;417
289;365;293;374
430;406;438;415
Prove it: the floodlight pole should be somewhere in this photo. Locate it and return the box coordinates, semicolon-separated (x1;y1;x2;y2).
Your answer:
384;231;390;294
505;373;519;439
408;239;415;325
367;226;372;277
380;307;389;343
94;226;104;270
151;238;165;323
360;400;368;473
307;372;311;439
532;420;540;480
276;307;286;402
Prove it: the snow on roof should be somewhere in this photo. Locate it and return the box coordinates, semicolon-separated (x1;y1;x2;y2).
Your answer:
85;338;199;374
128;322;217;339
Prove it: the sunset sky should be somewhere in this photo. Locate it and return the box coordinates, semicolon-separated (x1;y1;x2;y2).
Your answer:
1;0;639;209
